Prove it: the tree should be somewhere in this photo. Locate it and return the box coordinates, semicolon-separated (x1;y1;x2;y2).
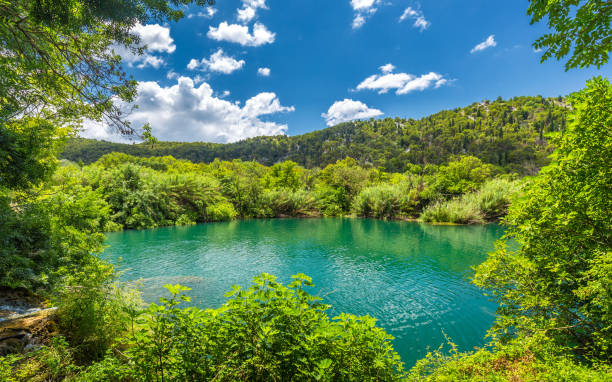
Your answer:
473;77;612;360
528;0;612;70
0;0;214;132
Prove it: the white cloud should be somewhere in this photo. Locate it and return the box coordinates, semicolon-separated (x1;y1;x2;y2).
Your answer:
380;63;395;74
352;14;366;29
187;49;245;74
132;23;176;53
237;7;256;23
81;77;294;143
399;7;430;31
207;22;275;46
351;0;379;12
236;0;268;23
257;67;271;76
471;35;497;53
113;23;175;69
356;65;449;95
350;0;381;29
187;7;217;19
322;99;383;126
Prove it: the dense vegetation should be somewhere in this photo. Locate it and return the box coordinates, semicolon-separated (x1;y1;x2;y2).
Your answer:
1;0;611;380
62;94;567;174
42;152;520;231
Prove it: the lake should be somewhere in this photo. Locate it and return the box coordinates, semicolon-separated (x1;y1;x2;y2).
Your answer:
103;218;502;367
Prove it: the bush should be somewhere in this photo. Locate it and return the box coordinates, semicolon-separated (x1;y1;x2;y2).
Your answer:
261;189;317;217
206;201;237;221
52;260;142;362
1;337;80;382
124;274;407;381
420;195;484;224
352;183;417;219
474;177;522;220
407;335;612;381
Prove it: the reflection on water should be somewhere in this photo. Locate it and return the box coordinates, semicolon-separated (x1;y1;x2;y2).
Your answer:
103;218;503;366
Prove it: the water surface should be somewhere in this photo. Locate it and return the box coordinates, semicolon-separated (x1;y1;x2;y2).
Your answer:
104;218;502;366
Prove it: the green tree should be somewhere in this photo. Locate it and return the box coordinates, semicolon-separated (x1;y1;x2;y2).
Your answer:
473;77;612;361
528;0;612;70
0;0;214;134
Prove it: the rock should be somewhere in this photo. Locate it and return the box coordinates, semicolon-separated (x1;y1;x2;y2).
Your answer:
0;288;56;356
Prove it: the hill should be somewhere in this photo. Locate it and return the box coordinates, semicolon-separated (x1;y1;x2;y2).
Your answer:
61;95;568;173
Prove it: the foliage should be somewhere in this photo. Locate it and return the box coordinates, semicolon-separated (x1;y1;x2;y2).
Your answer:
0;179;112;291
352;183;418;219
52;259;142;362
0;119;66;190
475;177;523;220
122;274;406;381
0;0;214;135
425;156;495;197
60;95;568;174
407;334;612;381
528;0;612;70
261;189;318;217
419;177;521;224
473;77;612;361
420;197;484;225
43;153;515;231
3;337;80;382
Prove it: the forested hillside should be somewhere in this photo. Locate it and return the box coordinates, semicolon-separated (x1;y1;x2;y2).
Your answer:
63;95;568;173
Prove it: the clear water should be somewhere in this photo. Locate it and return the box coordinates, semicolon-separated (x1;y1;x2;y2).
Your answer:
103;218;502;367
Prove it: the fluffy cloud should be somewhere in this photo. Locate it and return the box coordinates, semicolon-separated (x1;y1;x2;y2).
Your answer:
237;7;256;23
237;0;267;23
81;77;294;143
113;23;175;68
257;67;271;76
399;7;430;31
322;99;383;126
380;63;395;74
356;65;448;95
207;22;275;46
187;49;245;74
471;35;496;53
350;0;381;29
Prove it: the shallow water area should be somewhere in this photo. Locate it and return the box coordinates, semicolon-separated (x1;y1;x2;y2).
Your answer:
103;218;502;366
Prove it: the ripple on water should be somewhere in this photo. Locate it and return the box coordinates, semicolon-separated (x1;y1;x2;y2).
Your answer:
104;218;503;367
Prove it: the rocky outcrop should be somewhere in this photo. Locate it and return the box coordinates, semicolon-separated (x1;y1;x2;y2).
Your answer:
0;288;57;356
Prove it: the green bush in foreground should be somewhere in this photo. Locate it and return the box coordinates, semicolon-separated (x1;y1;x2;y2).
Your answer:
1;274;406;381
407;334;612;381
74;273;405;381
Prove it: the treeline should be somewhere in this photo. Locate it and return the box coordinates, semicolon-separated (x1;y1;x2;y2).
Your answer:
62;95;568;174
49;152;522;232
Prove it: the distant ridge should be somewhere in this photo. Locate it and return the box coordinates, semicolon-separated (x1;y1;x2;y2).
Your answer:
62;95;568;173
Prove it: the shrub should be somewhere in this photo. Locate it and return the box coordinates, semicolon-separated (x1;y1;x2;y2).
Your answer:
261;189;317;217
420;195;484;224
407;334;612;381
125;274;407;381
52;260;142;363
352;183;417;219
473;177;522;220
206;201;238;221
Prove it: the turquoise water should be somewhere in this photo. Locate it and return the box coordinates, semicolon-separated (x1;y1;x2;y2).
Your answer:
103;218;502;367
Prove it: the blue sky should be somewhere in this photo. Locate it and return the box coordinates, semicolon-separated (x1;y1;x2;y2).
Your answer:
83;0;611;142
